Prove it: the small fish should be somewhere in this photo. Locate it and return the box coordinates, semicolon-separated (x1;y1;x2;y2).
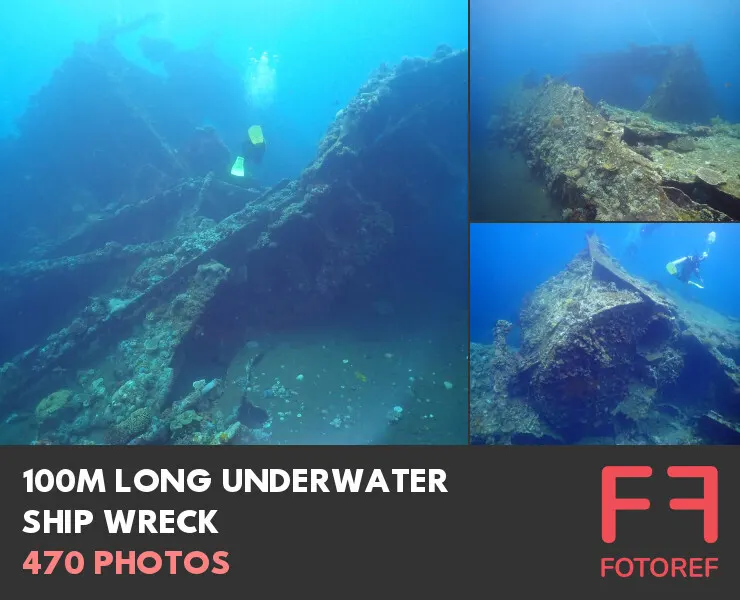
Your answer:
354;371;367;383
725;82;732;88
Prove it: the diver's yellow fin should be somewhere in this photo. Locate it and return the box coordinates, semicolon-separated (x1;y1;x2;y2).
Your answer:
231;156;245;177
248;125;265;146
665;261;678;276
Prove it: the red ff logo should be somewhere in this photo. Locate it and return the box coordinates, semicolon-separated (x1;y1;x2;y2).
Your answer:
602;466;718;544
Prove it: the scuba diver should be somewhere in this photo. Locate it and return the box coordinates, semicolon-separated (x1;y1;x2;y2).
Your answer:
666;253;707;288
639;223;661;239
231;125;266;178
665;231;716;289
625;223;662;257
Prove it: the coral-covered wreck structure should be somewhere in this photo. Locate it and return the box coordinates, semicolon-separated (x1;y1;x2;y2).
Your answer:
491;44;740;221
0;40;467;445
471;233;740;445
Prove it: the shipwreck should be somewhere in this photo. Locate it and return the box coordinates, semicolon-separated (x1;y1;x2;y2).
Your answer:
0;40;467;445
491;44;740;221
471;233;740;445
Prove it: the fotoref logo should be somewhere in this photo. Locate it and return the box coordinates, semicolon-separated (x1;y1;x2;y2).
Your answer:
600;465;719;580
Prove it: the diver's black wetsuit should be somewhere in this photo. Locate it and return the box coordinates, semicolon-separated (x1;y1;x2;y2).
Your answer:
679;255;703;284
242;137;265;164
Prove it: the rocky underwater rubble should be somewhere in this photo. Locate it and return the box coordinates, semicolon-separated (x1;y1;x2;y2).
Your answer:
471;233;740;445
491;44;740;221
0;41;467;445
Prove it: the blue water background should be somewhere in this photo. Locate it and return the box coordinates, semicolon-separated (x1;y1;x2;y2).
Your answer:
470;0;740;150
0;0;467;185
471;223;740;343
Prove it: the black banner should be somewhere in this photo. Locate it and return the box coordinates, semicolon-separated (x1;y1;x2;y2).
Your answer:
0;446;737;598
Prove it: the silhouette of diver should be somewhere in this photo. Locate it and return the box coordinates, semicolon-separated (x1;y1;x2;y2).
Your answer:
626;223;661;256
639;223;661;238
231;125;266;178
